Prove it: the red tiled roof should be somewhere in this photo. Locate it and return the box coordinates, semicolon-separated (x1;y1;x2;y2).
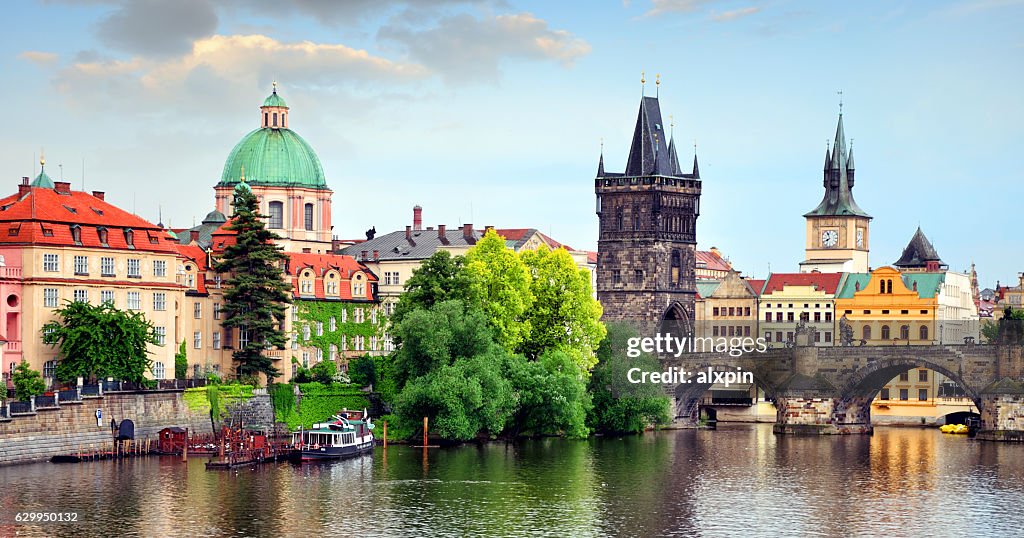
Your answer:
695;250;732;272
494;228;574;252
587;251;597;264
745;279;766;296
285;252;377;301
0;186;178;253
176;244;210;294
762;272;844;295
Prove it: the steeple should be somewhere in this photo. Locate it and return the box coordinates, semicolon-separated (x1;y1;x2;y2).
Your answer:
845;141;855;187
692;153;700;179
597;150;605;177
805;112;869;218
667;136;682;176
624;96;675;176
894;227;946;270
31;152;54;189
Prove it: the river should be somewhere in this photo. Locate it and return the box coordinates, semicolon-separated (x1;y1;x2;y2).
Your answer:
2;424;1023;537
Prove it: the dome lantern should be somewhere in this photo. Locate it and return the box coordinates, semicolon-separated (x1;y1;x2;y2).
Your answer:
260;81;289;129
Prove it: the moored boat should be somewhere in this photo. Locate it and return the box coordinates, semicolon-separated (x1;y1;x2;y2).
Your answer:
291;409;375;462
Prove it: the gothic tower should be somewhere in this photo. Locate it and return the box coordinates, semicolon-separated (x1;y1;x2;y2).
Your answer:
800;112;871;273
596;94;701;334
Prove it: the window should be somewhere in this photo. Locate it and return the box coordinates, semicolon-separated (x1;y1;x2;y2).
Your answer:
919;370;928;382
355;308;364;323
384;335;395;352
919;389;928;401
329;344;338;361
127;259;141;278
900;388;909;401
304;203;314;231
384;271;400;285
74;255;88;275
634;269;643;285
193;302;202;319
153;260;166;277
862;325;872;340
920;325;929;340
824;332;832;343
814;312;821;322
765;312;771;322
194;331;202;349
214;303;221;320
127;292;141;310
316;322;323;336
154;292;166;311
787;312;794;322
764;332;772;342
881;325;891;340
155;326;166;346
713;307;720;317
268;201;284;229
43;288;58;308
825;312;832;322
880;388;890;400
71;225;82;244
73;289;88;303
273;112;278;127
776;312;783;322
355;335;364;350
329;316;336;331
341;335;348;351
100;290;114;305
920;310;928;315
616;208;624;231
301;351;309;367
43;253;59;272
776;331;782;342
98;227;108;245
745;307;751;316
291;336;297;350
153;362;165;380
728;307;735;317
814;331;821;343
303;325;311;341
213;331;221;350
670;249;681;285
101;257;115;276
292;306;298;321
300;280;313;294
882;310;890;315
900;325;909;340
239;329;250;349
353;281;365;297
124;229;134;247
612;270;622;284
899;371;910;382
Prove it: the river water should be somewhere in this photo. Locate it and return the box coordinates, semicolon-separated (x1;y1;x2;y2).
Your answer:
2;424;1023;537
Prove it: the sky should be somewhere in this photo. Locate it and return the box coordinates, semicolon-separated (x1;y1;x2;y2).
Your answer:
1;0;1022;287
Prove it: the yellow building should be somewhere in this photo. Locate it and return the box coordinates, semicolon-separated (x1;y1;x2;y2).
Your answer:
758;272;844;348
694;271;759;339
834;266;937;345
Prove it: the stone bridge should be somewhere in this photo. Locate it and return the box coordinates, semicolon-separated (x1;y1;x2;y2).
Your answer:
662;343;1024;441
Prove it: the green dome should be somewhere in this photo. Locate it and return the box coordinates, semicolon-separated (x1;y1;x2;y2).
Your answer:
218;128;327;189
263;91;288;108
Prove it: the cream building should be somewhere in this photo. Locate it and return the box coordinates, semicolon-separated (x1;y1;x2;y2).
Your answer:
758;272;845;348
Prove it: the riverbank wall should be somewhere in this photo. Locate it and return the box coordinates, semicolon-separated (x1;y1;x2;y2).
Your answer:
0;391;212;466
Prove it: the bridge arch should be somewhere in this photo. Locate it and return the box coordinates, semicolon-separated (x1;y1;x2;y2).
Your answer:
659;301;692;337
671;362;779;422
838;355;983;411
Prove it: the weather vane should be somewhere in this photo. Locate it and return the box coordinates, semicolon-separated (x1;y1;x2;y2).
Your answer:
837;89;843;114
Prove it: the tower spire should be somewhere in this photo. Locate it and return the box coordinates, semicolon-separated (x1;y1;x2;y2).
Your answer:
692;140;700;179
597;138;605;177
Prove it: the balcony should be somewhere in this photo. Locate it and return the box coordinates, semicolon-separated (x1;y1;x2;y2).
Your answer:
5;340;21;353
0;266;22;279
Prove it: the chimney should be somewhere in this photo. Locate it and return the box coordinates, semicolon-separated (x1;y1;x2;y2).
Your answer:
18;184;30;197
189;230;199;243
54;181;71;195
438;225;446;238
373;250;379;261
413;205;423;231
92;191;105;201
21;177;29;185
361;250;368;261
462;223;473;240
405;226;412;241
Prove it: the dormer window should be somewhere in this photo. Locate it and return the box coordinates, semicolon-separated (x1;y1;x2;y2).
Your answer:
124;228;134;248
71;225;82;245
98;227;108;246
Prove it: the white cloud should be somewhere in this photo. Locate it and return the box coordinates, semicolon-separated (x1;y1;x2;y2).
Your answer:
18;51;60;66
711;6;760;22
645;0;712;16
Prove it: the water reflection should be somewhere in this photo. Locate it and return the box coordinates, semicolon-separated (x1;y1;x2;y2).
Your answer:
2;426;1023;537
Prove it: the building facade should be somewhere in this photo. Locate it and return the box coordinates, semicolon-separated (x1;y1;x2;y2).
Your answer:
596;94;701;332
758;272;844;348
694;271;759;340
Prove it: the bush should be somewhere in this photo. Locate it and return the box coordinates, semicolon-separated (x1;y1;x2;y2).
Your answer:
310;360;337;385
348;355;376;388
174;340;188;379
12;361;46;401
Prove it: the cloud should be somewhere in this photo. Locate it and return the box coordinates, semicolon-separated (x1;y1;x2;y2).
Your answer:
379;13;590;81
94;0;219;56
645;0;712;16
226;0;491;26
18;51;59;66
711;6;760;21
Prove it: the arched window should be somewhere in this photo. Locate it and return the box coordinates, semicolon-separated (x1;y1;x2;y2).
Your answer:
264;112;268;127
268;201;284;229
670;249;681;286
124;228;134;247
273;112;278;127
633;206;641;230
920;325;929;341
98;227;108;245
881;325;891;340
900;325;909;340
862;325;872;340
615;208;623;231
304;203;314;231
71;225;82;245
880;280;885;293
887;279;893;294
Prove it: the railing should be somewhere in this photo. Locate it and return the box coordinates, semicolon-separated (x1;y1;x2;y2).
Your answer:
102;378;209;392
81;384;101;396
0;266;22;279
35;395;58;408
58;389;81;403
5;340;21;353
0;403;7;419
9;401;33;414
702;396;754;406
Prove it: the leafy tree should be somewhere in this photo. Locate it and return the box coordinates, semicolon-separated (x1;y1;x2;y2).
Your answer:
174;340;188;379
588;322;671;434
12;361;46;401
464;229;534;351
310;359;337;385
348;355;376;388
504;351;591;438
392;251;473;327
392;300;493;388
42;300;158;383
519;245;605;374
215;182;292;382
394;350;514;441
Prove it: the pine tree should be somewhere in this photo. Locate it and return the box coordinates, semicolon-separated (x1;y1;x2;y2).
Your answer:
215;182;292;382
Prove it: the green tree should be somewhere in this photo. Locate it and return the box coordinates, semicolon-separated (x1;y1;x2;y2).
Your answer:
42;301;159;383
348;355;376;388
519;245;606;374
310;359;337;385
12;361;46;401
392;251;473;327
588;322;671;434
504;351;591;438
215;182;292;382
392;300;494;388
174;340;188;379
464;229;534;351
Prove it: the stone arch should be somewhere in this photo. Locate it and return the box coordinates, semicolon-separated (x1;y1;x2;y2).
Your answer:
671;360;779;422
659;301;692;338
839;355;983;410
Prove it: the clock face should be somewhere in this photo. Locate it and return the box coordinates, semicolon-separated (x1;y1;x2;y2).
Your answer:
821;230;838;248
856;228;864;248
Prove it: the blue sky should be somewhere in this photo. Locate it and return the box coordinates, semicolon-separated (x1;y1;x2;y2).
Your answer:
1;0;1022;286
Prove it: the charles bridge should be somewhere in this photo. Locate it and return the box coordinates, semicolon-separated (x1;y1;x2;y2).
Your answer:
662;338;1024;441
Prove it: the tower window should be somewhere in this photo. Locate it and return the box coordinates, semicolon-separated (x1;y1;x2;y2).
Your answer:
863;325;872;340
616;208;623;231
273;112;278;127
269;201;284;229
670;249;681;286
264;112;268;127
304;203;314;231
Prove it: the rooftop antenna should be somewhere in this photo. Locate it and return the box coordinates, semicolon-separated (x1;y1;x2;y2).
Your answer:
59;163;63;182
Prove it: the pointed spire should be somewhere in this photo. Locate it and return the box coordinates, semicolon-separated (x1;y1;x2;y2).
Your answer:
31;149;55;189
692;153;700;179
805;108;869;219
597;138;605;177
831;113;846;169
823;142;831;171
667;136;682;176
846;140;855;170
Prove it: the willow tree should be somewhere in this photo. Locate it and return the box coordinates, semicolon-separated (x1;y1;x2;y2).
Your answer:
215;182;292;382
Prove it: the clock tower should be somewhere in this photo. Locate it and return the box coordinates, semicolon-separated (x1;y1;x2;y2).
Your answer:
800;112;871;273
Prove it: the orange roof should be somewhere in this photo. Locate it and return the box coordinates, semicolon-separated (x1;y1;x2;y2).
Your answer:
762;273;844;295
745;279;766;295
586;251;597;264
175;244;211;294
695;250;732;272
493;228;574;251
0;185;178;253
285;252;377;301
